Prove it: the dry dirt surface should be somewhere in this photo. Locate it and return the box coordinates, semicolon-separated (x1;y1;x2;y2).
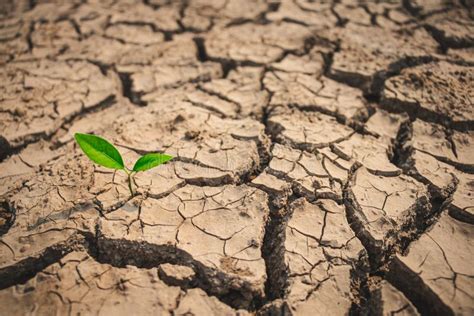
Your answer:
0;0;473;315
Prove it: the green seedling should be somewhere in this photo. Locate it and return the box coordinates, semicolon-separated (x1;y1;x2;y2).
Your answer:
74;133;173;197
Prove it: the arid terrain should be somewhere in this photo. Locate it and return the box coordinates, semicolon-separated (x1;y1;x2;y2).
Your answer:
0;0;473;315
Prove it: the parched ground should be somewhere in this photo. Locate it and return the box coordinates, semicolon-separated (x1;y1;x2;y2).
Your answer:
0;0;473;315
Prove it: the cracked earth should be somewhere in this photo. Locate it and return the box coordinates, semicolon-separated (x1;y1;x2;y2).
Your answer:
0;0;473;315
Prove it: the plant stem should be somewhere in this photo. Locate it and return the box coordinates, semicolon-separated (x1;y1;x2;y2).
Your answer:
127;172;134;197
124;169;134;197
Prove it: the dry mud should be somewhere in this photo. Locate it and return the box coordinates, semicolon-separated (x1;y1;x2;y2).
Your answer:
0;0;473;315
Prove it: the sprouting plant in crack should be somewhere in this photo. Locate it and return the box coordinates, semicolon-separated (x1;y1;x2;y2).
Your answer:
74;133;173;197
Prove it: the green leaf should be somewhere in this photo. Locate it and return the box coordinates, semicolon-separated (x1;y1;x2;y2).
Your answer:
74;133;124;170
133;153;173;172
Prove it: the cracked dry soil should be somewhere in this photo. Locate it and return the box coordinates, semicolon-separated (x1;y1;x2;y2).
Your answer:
0;0;473;315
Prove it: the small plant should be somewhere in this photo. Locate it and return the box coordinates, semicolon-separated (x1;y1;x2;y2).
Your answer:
74;133;173;197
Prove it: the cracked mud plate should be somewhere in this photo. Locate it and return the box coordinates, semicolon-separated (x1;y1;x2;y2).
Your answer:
0;0;473;315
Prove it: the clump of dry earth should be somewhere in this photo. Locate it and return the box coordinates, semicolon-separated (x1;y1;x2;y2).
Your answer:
0;0;473;315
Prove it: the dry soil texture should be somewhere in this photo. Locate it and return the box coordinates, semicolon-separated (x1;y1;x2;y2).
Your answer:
0;0;473;315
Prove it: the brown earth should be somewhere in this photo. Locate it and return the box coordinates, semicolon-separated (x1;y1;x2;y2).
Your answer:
0;0;473;315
